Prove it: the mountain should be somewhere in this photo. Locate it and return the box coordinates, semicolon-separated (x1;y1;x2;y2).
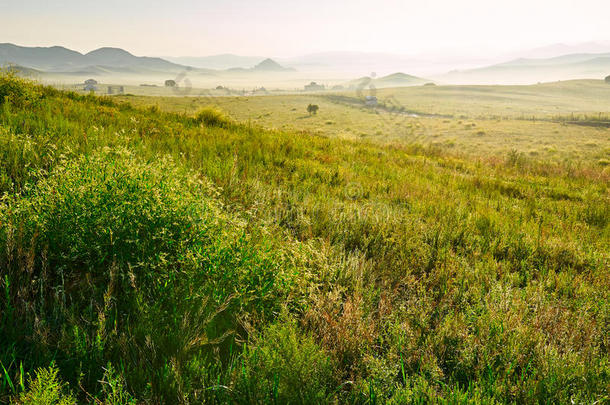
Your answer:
0;43;85;71
441;52;610;84
84;47;182;71
0;44;297;78
165;54;265;70
348;72;429;89
222;58;296;73
251;58;294;72
494;53;610;68
510;42;610;60
0;43;192;76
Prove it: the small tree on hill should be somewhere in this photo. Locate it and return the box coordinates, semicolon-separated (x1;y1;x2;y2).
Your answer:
307;104;319;115
165;79;176;87
605;75;610;84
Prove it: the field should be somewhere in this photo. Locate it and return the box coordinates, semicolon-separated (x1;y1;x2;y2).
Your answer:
0;72;608;404
118;80;610;163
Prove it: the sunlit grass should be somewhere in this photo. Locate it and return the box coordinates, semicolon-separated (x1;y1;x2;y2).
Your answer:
1;73;608;404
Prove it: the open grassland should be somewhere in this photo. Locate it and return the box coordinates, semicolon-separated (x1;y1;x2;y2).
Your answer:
0;73;609;404
375;80;610;118
117;80;610;164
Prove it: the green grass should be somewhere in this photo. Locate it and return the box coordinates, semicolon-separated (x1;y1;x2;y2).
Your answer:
115;79;610;163
0;72;608;404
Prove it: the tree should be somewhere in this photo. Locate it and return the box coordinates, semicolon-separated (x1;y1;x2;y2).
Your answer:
307;104;319;115
165;79;177;87
605;75;610;84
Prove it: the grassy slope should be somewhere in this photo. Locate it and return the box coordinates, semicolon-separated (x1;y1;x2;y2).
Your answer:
0;74;609;404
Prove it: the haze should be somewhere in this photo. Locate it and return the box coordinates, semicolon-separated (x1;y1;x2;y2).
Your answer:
2;0;609;58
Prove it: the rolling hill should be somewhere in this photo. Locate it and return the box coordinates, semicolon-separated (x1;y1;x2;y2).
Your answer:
348;72;429;89
0;43;192;76
83;47;184;71
374;72;430;87
4;63;42;77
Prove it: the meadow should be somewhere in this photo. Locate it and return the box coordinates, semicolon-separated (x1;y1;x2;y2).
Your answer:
0;72;608;404
118;79;610;163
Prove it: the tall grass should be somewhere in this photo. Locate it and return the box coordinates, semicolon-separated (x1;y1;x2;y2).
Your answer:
0;74;608;404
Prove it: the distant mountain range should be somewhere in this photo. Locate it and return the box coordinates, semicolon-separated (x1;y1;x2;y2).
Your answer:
0;43;193;75
0;44;294;77
165;54;265;70
162;42;610;84
165;52;411;72
442;52;610;84
505;41;610;60
2;42;610;86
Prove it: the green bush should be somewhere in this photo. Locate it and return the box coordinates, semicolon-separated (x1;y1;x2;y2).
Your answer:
194;107;232;128
0;71;41;107
234;320;339;404
0;148;289;402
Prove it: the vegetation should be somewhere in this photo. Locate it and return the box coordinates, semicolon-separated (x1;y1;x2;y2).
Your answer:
0;72;608;404
16;366;77;405
117;80;610;163
307;103;319;115
194;107;233;128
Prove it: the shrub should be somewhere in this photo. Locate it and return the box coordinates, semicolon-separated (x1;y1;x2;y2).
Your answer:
194;107;232;127
307;104;319;115
0;148;288;401
234;320;338;404
506;148;525;167
0;71;41;107
17;366;76;405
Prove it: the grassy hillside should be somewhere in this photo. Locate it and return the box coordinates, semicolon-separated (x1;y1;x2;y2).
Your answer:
0;72;608;404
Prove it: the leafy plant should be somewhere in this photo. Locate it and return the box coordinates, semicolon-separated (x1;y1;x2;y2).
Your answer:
17;366;76;405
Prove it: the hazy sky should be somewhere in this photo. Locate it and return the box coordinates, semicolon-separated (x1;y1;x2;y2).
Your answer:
1;0;609;57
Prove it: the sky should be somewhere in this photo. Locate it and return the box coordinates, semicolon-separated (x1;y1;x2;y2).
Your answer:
1;0;609;58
